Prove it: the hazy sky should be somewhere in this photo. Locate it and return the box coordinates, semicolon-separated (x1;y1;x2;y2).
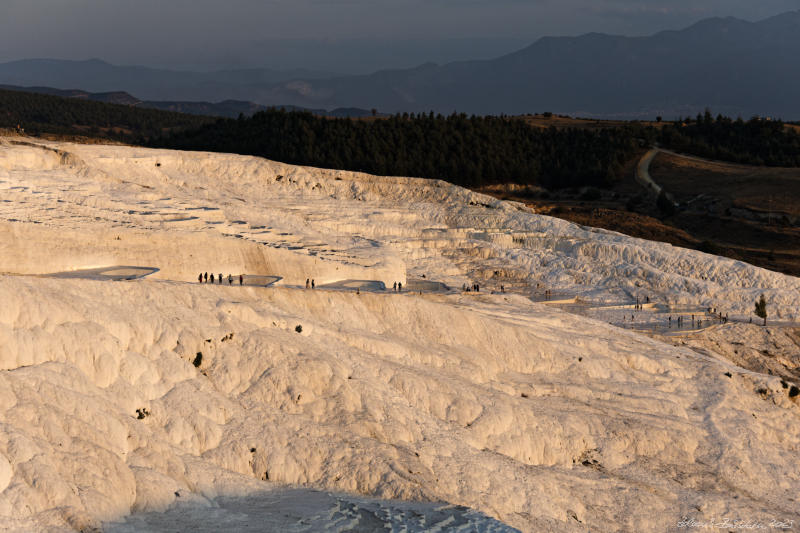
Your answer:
2;0;799;73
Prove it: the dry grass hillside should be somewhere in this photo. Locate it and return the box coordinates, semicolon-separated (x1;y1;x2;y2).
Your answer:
490;151;800;277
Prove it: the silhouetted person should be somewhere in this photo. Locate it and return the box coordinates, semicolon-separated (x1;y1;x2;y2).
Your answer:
393;282;397;291
218;273;222;284
198;273;203;283
311;279;315;289
228;274;233;285
398;282;402;292
306;279;310;289
239;274;243;285
204;272;208;283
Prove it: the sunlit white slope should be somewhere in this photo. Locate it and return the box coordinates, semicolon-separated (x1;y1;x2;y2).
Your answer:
2;139;797;318
0;138;798;532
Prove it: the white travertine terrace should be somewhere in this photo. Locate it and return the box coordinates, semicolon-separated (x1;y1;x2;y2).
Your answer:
0;138;798;532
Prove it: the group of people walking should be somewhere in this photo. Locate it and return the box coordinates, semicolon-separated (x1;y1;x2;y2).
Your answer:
199;272;243;285
710;308;729;323
305;279;316;289
668;315;688;327
661;309;730;330
392;282;402;292
462;283;480;292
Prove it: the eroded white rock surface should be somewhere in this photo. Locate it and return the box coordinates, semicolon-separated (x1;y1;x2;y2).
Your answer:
0;138;798;532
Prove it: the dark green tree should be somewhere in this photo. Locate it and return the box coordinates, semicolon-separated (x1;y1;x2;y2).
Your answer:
754;294;768;326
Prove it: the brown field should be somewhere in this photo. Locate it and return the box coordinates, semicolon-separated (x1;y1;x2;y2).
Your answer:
785;123;800;134
651;152;800;217
482;151;800;277
518;113;666;130
340;112;669;129
648;152;800;274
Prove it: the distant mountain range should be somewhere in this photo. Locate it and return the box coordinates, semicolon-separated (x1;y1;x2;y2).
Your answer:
3;11;800;119
0;59;336;102
0;84;380;119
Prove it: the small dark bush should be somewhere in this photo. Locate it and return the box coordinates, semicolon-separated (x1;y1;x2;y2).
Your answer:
295;325;303;333
625;194;643;212
580;187;602;201
656;190;676;216
193;352;203;367
790;386;799;398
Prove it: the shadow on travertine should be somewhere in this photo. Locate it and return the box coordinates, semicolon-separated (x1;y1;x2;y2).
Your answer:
317;279;453;293
239;275;281;287
45;266;160;281
317;279;387;291
43;268;285;288
405;280;450;293
105;489;519;533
